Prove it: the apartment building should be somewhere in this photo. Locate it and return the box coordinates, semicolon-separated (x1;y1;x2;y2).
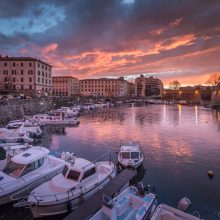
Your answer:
80;77;127;97
0;56;52;96
52;76;79;96
135;75;163;97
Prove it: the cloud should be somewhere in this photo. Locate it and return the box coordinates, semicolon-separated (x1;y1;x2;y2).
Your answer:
0;0;220;85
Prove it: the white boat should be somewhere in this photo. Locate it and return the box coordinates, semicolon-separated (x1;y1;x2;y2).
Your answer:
18;122;43;139
89;183;157;220
151;204;202;220
27;153;117;218
0;128;33;144
32;112;80;125
57;107;80;117
118;141;144;169
0;147;65;205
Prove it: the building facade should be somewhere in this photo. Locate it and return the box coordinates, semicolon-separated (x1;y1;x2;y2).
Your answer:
0;56;52;96
52;76;79;96
80;77;127;97
135;75;163;97
127;82;135;97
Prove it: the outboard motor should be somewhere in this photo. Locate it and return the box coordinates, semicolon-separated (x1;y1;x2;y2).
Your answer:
177;197;192;211
136;182;145;196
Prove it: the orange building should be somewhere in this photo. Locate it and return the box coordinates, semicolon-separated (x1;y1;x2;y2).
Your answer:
52;76;79;96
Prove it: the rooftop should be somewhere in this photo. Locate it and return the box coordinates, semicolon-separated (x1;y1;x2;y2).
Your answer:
72;158;94;170
12;147;49;164
0;56;52;67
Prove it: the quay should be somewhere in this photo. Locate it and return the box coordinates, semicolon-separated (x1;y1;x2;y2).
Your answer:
64;169;137;220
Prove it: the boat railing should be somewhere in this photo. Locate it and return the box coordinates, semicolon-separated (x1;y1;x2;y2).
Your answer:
82;151;112;170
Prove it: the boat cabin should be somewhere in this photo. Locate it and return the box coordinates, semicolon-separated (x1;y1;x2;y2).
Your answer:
119;145;142;160
61;158;97;183
3;147;49;178
33;112;65;121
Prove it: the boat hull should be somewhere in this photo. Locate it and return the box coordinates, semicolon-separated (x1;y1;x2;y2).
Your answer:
30;167;117;218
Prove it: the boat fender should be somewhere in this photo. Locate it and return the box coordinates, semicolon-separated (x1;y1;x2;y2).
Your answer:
66;200;72;213
177;197;191;211
208;170;214;179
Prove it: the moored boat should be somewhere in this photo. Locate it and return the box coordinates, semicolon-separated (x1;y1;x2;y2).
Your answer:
150;204;202;220
0;147;65;205
27;153;117;218
89;182;157;220
118;141;144;169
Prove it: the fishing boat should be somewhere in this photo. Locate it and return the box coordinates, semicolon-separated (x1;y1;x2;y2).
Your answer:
32;112;80;125
89;182;157;220
27;153;116;218
150;204;202;220
118;141;144;169
0;147;65;205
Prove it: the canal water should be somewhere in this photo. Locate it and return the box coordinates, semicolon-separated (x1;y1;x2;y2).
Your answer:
1;104;220;220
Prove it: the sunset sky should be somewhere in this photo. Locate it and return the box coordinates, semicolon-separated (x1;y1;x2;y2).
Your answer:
0;0;220;86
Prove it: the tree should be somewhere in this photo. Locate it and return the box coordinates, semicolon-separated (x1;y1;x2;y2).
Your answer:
169;80;181;90
207;72;220;88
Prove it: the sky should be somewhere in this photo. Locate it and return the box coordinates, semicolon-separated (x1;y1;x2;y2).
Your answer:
0;0;220;86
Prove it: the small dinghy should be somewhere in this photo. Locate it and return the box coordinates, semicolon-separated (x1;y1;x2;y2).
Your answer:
150;204;202;220
118;141;144;169
0;147;65;205
89;182;157;220
27;153;116;218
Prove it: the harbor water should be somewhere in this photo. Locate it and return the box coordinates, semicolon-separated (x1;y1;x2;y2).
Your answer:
1;104;220;219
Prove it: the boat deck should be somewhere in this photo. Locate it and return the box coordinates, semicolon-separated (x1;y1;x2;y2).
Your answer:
64;169;137;220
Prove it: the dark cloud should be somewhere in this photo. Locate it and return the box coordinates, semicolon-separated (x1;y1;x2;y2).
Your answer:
0;0;220;84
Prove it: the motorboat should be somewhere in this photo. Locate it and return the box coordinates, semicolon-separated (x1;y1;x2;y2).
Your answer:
27;153;117;218
0;127;34;144
150;204;202;220
118;141;144;169
89;182;157;220
18;122;43;139
32;112;80;126
0;147;65;205
57;107;80;117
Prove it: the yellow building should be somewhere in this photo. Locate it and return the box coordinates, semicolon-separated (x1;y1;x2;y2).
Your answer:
52;76;79;96
79;77;127;97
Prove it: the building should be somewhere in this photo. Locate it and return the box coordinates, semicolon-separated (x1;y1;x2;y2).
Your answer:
79;77;127;97
0;56;52;96
135;75;163;97
52;76;79;96
127;82;135;97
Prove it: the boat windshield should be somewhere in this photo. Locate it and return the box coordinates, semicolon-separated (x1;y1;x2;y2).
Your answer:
121;152;130;159
3;161;26;177
131;152;139;159
62;165;69;177
67;169;81;181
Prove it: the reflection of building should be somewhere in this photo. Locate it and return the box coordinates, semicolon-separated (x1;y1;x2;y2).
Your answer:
52;76;79;96
80;77;127;97
135;75;163;97
127;82;135;97
0;56;52;96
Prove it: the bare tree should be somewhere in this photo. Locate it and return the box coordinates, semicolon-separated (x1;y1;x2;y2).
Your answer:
207;72;220;88
169;80;181;90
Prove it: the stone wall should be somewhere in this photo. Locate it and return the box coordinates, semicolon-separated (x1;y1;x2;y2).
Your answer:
0;98;53;125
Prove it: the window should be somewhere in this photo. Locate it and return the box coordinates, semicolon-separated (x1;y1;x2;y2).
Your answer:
82;167;96;180
62;165;69;177
22;162;35;176
12;70;16;75
67;169;81;181
38;78;40;83
21;62;23;66
21;78;24;82
28;70;33;75
4;77;8;82
35;158;44;169
13;78;16;82
29;62;32;67
21;85;24;90
29;85;32;90
13;62;15;66
42;72;44;77
38;63;40;68
3;161;25;177
4;62;7;67
42;78;44;83
121;152;130;159
3;70;8;75
38;71;40;76
131;152;139;159
21;70;24;75
29;77;32;82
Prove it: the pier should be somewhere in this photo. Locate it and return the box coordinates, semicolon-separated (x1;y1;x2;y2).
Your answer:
64;169;137;220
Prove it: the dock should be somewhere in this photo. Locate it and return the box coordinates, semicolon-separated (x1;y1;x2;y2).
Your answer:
64;169;137;220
